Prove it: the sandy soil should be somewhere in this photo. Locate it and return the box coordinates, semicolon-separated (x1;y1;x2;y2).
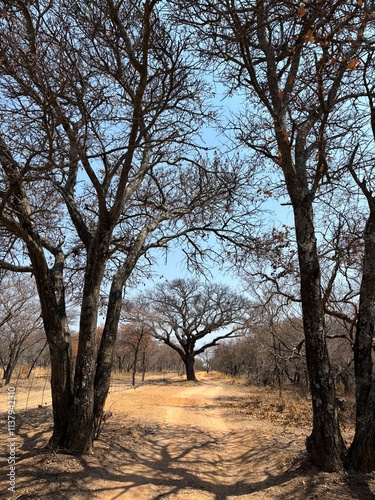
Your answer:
1;372;375;499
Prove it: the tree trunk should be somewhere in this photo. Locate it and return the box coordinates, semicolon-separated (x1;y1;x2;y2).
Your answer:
131;335;143;387
48;338;74;447
94;269;128;440
31;252;74;449
117;356;124;371
63;254;105;454
347;387;375;472
276;113;346;469
185;354;197;381
3;345;18;385
141;353;147;382
2;159;75;447
93;249;145;438
293;200;346;471
3;362;14;385
132;352;138;386
27;341;48;379
346;211;375;472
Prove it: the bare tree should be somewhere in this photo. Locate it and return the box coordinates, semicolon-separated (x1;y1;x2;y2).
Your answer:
116;323;153;385
173;0;374;471
126;278;252;381
0;275;44;384
149;343;185;374
0;0;253;454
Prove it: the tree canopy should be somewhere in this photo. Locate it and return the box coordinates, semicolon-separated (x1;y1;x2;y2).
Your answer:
0;0;254;453
126;278;252;380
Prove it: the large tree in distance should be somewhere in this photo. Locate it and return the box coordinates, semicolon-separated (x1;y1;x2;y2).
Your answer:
0;0;254;454
127;278;252;381
173;0;374;471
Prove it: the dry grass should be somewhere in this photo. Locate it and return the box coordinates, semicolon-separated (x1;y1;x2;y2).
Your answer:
221;385;312;427
3;366;51;388
219;381;356;440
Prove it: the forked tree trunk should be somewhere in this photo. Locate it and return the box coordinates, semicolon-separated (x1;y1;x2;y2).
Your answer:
54;250;127;454
27;341;48;379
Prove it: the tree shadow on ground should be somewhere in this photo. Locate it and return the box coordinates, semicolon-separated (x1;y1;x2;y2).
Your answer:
1;407;375;499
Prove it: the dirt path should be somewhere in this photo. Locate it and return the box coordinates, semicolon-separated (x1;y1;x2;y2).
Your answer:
1;372;375;499
96;376;307;499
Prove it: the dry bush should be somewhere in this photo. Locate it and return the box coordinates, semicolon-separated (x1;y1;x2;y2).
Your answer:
222;383;356;437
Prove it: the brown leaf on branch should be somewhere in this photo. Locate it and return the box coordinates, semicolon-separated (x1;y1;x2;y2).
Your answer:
348;58;361;70
305;29;314;43
299;5;307;17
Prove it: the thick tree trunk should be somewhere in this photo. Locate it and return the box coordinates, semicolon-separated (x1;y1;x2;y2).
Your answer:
3;168;75;448
40;312;73;447
185;354;197;381
293;196;346;471
48;337;74;447
346;212;375;472
63;254;105;454
276;114;346;469
31;252;74;448
347;387;375;472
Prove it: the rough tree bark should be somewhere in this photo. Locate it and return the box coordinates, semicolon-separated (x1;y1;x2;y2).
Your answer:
64;247;108;453
293;200;346;469
346;179;375;471
31;251;74;448
184;353;197;382
347;218;375;471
